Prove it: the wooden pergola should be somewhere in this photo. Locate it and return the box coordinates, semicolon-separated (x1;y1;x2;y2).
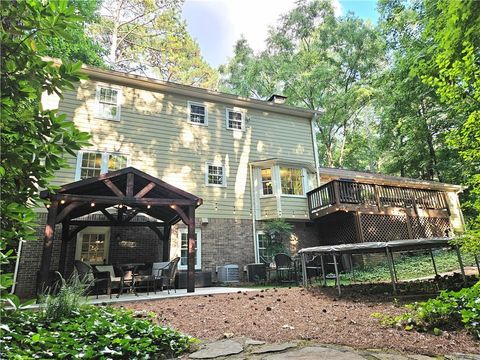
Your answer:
38;167;202;292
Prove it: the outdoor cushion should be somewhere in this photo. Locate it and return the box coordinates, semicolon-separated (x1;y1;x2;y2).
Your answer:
95;265;121;282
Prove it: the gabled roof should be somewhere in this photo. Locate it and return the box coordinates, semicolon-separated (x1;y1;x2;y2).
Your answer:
40;167;202;225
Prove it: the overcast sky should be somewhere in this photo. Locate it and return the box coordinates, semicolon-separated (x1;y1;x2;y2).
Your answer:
182;0;379;68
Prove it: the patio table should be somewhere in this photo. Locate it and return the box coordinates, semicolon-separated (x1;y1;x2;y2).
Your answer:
118;263;145;295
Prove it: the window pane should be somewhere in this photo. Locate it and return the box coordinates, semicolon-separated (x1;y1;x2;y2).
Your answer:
80;152;103;180
80;233;106;264
207;165;224;185
261;168;273;195
227;111;243;129
108;154;127;171
280;167;303;195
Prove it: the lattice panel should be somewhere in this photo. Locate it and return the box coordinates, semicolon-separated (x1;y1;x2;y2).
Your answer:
317;212;358;245
360;214;409;242
409;216;450;238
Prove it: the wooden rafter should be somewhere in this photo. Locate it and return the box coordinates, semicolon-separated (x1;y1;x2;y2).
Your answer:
135;182;156;198
103;179;125;197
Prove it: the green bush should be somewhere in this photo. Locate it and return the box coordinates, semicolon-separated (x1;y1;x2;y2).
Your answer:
374;281;480;338
39;273;88;322
0;305;196;359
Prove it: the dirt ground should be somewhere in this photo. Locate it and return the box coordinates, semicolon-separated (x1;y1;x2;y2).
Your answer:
123;287;480;356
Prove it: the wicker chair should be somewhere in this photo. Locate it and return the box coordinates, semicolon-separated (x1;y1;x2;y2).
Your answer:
74;260;113;299
156;257;180;294
273;253;296;283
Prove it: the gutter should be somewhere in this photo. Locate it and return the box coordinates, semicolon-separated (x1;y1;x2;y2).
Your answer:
11;240;25;295
310;114;321;185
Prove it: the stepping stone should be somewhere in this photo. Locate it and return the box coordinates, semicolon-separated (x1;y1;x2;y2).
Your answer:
245;339;266;346
262;346;367;359
251;343;297;354
409;356;436;360
370;353;411;360
189;340;243;359
445;355;480;360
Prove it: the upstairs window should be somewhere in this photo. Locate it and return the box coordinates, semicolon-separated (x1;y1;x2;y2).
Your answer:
226;109;244;130
188;102;207;125
96;86;121;121
76;151;128;180
261;168;273;195
280;167;303;195
205;162;225;187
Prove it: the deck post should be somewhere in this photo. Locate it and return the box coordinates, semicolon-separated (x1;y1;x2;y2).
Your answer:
332;254;341;296
187;205;196;293
162;225;171;261
430;249;438;276
454;246;466;282
385;248;397;295
38;201;59;289
320;254;326;286
301;252;307;287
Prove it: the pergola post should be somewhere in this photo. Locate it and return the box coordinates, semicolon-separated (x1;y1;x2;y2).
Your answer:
38;201;59;287
58;220;70;276
187;205;196;293
163;225;171;262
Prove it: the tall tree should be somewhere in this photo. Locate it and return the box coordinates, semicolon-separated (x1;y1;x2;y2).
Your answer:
220;0;384;167
91;0;218;88
1;0;90;308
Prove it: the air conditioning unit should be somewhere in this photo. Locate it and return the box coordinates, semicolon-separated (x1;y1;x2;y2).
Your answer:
217;264;240;283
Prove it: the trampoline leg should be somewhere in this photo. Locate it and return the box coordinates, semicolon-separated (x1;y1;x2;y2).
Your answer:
386;248;397;295
333;254;341;296
350;254;355;283
390;251;398;283
455;246;466;282
475;255;480;274
320;255;326;286
430;249;438;277
301;252;307;288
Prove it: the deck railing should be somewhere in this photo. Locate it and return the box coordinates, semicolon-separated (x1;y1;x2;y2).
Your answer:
307;180;448;215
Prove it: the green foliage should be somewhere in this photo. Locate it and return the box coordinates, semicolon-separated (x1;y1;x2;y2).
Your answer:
220;0;385;168
451;230;480;256
0;305;196;359
341;250;477;283
377;281;480;338
39;273;88;322
41;0;106;66
1;0;91;311
263;219;294;258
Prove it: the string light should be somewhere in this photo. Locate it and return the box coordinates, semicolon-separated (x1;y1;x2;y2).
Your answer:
46;204;50;209
90;202;95;207
249;208;252;217
147;205;151;209
292;210;295;218
233;206;236;215
304;210;308;217
60;200;65;204
214;203;218;211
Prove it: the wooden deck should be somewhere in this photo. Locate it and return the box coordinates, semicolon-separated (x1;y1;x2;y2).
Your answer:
307;180;450;220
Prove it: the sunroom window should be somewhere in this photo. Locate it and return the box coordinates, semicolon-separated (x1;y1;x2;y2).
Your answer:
280;167;303;195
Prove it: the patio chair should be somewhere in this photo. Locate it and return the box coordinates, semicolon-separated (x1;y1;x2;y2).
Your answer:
74;260;114;299
95;264;124;297
306;255;324;284
132;263;155;295
274;253;296;283
156;257;180;294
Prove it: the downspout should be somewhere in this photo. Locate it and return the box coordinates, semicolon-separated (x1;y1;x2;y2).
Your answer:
11;240;25;294
311;115;321;185
249;163;258;263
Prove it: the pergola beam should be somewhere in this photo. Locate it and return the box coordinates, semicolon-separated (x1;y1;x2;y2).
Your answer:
51;194;196;207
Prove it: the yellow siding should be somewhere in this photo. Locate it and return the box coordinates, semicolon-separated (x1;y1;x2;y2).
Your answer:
258;197;278;220
52;79;316;220
280;197;309;219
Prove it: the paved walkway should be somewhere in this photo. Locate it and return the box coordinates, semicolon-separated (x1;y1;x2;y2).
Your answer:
183;338;480;360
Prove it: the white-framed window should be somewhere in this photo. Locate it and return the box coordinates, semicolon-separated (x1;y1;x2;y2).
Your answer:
261;168;273;195
256;231;270;264
178;229;201;270
280;167;304;195
225;108;245;130
75;151;129;180
187;101;207;126
75;227;110;265
205;162;226;187
96;85;121;121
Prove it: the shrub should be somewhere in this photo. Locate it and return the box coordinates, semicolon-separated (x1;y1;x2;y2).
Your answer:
39;273;88;322
0;305;196;359
374;281;480;338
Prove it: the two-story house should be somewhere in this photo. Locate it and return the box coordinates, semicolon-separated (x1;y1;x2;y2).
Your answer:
13;64;465;298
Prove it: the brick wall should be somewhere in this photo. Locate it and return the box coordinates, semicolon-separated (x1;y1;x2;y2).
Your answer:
14;215;321;298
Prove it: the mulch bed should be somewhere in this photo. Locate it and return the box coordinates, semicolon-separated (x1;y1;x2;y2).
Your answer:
122;286;479;356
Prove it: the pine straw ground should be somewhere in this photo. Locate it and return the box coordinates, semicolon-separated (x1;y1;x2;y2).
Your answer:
123;287;479;356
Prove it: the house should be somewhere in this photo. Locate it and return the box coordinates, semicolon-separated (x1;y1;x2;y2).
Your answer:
13;64;465;298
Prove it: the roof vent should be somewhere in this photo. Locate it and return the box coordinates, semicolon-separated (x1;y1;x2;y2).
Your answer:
268;94;287;104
